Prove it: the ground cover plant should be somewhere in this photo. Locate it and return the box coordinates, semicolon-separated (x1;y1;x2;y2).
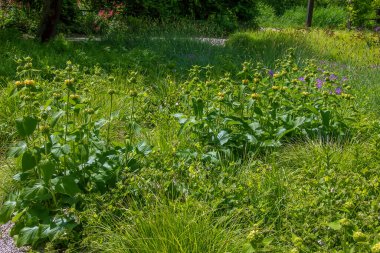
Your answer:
0;22;379;252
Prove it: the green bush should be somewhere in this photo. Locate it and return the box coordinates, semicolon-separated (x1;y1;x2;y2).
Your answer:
0;58;150;248
174;50;358;158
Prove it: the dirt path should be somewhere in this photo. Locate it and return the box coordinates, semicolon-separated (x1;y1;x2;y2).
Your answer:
0;223;29;253
65;36;227;46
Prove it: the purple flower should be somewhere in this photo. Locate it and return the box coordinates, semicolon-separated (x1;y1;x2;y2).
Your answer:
316;78;323;89
268;70;274;77
335;87;342;95
330;74;337;81
342;76;348;82
298;77;305;82
375;26;380;33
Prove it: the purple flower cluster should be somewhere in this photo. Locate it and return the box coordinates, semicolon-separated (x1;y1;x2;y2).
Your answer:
316;78;323;89
298;77;305;82
330;74;337;81
268;70;274;77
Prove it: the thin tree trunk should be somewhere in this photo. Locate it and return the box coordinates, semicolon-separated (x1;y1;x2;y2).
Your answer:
305;0;314;28
37;0;63;42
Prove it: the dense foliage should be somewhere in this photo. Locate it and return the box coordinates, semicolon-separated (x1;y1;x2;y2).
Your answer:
174;51;356;158
0;3;380;251
0;57;151;247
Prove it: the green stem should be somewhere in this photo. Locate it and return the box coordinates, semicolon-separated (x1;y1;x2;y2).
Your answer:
130;97;135;143
65;89;70;144
107;94;113;145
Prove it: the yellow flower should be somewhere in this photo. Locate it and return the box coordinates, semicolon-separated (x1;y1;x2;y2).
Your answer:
217;92;225;100
64;79;75;87
70;94;80;101
24;79;35;86
353;231;367;242
372;242;380;253
242;79;249;85
301;91;310;97
247;229;262;242
39;125;50;135
272;85;280;91
251;93;260;100
84;108;95;115
53;93;62;99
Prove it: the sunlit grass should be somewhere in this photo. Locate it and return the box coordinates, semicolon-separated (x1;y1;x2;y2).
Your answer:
0;24;379;251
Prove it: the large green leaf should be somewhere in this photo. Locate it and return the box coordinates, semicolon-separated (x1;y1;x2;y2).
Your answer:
217;130;230;146
136;141;152;156
49;110;65;128
8;141;27;158
22;151;37;171
16;226;40;247
321;110;331;127
328;221;342;231
192;97;204;118
246;134;258;144
22;181;51;201
39;223;64;240
51;176;81;197
15;116;38;137
39;159;56;182
0;200;16;223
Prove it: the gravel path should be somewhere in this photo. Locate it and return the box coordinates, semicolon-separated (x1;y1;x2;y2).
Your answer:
0;223;29;253
65;36;227;46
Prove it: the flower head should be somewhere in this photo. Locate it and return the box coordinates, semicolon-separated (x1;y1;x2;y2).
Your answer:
372;242;380;253
242;79;249;85
268;70;274;77
251;93;260;100
217;92;225;100
353;231;367;242
335;87;342;95
247;229;262;243
298;77;305;82
330;74;337;81
316;78;323;89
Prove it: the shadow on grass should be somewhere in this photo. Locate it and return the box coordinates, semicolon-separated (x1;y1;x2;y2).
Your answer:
0;28;323;83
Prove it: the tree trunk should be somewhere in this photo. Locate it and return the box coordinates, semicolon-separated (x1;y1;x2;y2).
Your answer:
305;0;314;28
37;0;63;42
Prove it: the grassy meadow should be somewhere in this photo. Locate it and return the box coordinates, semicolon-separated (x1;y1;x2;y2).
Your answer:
0;25;380;252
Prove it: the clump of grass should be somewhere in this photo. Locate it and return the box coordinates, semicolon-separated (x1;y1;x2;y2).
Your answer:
227;29;380;67
257;5;347;29
83;201;246;253
265;138;380;251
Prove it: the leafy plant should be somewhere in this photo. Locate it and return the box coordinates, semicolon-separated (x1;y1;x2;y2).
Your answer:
0;58;149;248
174;50;357;158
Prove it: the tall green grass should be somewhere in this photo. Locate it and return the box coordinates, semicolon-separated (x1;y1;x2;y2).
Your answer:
83;202;246;253
257;4;347;29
